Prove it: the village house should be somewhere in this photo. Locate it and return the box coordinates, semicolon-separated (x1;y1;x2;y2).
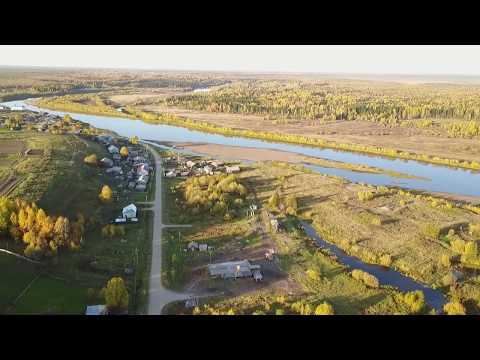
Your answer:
226;165;241;174
106;166;123;175
108;145;119;154
100;157;114;167
137;174;149;184
85;305;107;315
208;260;261;280
122;204;137;219
97;135;113;145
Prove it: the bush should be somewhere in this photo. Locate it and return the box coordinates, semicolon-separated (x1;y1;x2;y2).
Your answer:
306;269;321;282
469;222;480;238
314;302;334;315
101;224;125;238
423;223;441;240
439;254;452;268
379;254;392;267
84;154;98;165
443;301;466;315
357;190;375;202
351;269;380;288
99;185;113;202
403;291;425;314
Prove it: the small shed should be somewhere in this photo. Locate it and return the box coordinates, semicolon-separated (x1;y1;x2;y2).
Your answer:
185;297;199;308
186;160;196;168
253;270;263;282
85;305;107;315
122;204;137;219
187;241;199;251
135;184;147;192
199;244;208;252
226;165;241;174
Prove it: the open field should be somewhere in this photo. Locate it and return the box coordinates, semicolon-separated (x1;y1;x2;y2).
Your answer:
0;129;155;314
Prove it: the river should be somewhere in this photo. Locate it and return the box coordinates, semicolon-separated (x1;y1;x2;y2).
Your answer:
2;99;480;198
300;221;447;312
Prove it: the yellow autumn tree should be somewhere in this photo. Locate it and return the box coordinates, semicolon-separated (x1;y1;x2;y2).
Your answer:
99;185;113;202
120;146;129;157
102;277;129;314
84;154;98;165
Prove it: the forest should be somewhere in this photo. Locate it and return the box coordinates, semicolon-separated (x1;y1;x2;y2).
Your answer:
162;80;480;137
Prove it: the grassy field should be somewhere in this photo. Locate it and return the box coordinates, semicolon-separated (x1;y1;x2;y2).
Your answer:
0;129;155;314
161;158;480;314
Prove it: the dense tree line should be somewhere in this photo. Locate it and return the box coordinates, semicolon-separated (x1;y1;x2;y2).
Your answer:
163;80;480;133
0;196;84;258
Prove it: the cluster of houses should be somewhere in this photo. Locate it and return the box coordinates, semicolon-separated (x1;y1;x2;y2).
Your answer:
0;109;75;133
186;241;214;252
96;135;152;192
163;156;241;178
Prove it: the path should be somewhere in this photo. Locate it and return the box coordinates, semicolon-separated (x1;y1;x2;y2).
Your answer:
144;144;193;315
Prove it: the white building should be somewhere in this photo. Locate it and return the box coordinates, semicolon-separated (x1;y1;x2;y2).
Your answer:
108;145;119;154
208;260;260;279
85;305;107;315
122;204;137;219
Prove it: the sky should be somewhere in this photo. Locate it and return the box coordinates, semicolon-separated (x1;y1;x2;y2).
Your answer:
1;45;480;75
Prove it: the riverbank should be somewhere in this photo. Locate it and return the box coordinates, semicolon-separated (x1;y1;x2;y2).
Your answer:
150;140;424;179
31;96;480;172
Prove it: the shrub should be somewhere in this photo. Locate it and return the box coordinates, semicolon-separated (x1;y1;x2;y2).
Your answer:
314;302;334;315
403;291;425;314
351;269;379;288
469;222;480;238
99;185;113;202
371;215;382;226
423;223;441;240
84;154;98;165
357;190;375;201
268;191;280;209
439;254;452;268
101;224;125;238
451;239;466;254
443;301;466;315
306;269;321;282
379;254;392;267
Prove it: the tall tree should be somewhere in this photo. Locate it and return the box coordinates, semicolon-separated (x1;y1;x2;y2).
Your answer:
103;277;129;314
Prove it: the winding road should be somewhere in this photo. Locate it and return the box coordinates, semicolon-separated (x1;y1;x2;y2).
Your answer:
145;144;192;315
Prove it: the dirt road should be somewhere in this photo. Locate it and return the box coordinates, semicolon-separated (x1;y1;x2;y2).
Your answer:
145;144;192;315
